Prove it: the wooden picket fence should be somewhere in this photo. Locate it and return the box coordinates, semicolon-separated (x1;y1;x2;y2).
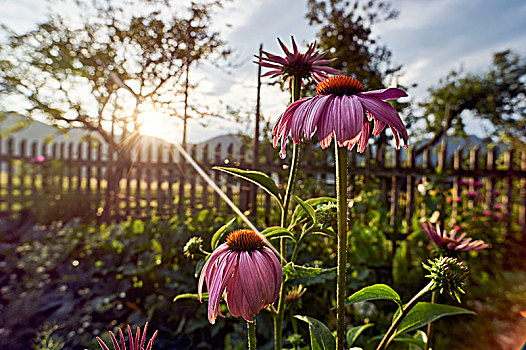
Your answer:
0;137;525;231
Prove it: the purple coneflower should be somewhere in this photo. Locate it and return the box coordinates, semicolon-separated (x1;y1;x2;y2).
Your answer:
256;36;340;84
420;221;488;252
30;155;45;163
198;229;282;324
466;190;479;198
97;323;157;350
272;75;408;158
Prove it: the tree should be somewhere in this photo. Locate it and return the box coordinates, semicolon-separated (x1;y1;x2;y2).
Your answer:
0;0;229;219
306;0;412;148
416;50;526;152
0;0;228;150
306;0;402;90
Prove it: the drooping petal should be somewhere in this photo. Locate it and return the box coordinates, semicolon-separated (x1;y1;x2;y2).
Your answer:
358;88;407;100
260;247;282;302
420;222;443;246
372;117;386;136
198;244;229;301
238;251;265;317
251;249;277;303
356;119;370;153
356;95;408;144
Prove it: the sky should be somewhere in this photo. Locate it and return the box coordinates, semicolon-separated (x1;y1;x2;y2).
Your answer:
1;0;526;143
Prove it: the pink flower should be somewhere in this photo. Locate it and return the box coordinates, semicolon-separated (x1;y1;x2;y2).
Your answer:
493;204;503;211
272;75;408;158
474;180;484;187
493;215;503;221
256;36;340;84
446;197;452;204
466;190;478;198
198;229;282;324
493;189;501;196
30;155;45;162
97;323;157;350
454;196;462;202
420;221;489;252
482;210;491;217
453;225;462;232
459;179;469;186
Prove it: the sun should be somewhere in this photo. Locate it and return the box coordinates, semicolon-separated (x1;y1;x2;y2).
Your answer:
137;110;172;138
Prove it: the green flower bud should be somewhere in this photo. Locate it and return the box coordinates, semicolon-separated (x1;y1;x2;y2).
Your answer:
423;256;469;302
316;202;337;228
183;236;204;260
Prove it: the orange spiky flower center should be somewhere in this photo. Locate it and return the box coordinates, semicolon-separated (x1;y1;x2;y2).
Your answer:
316;75;364;96
226;229;265;251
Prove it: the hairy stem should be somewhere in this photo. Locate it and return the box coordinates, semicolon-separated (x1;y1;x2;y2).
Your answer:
274;75;302;350
425;290;438;350
335;145;348;350
376;281;435;350
248;320;257;350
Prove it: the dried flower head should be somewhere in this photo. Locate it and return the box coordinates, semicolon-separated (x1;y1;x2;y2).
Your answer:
316;202;338;228
423;257;469;302
183;236;204;260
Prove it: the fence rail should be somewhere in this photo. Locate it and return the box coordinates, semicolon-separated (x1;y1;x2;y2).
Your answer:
1;137;525;232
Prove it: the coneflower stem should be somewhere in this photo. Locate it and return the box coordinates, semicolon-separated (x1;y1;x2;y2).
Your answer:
376;281;435;350
335;145;348;350
274;76;302;350
425;290;438;350
248;320;257;350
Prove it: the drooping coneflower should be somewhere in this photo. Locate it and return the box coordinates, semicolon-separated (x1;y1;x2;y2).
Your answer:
255;36;340;84
198;229;282;324
272;75;408;158
96;323;157;350
420;221;489;252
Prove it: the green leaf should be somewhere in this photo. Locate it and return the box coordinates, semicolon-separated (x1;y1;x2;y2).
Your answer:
345;284;402;309
211;217;236;250
283;262;336;282
213;167;282;207
290;197;336;225
347;323;374;346
294;195;317;224
369;334;425;349
194;257;206;278
261;226;295;241
295;315;336;350
173;292;208;302
395;302;475;336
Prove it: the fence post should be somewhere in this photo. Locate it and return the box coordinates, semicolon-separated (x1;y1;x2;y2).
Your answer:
405;147;416;224
520;151;526;233
189;144;197;214
503;149;514;231
213;144;222;213
452;146;463;223
201;144;209;212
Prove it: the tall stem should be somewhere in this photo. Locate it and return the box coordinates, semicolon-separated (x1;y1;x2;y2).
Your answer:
335;145;348;350
274;76;302;350
376;281;435;350
425;290;438;350
248;320;257;350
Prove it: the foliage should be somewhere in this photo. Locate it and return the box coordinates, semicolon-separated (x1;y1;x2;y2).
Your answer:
0;211;246;349
417;50;526;146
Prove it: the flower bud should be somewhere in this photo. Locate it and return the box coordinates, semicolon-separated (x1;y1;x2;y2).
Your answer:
316;202;337;228
423;257;469;302
183;236;204;260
